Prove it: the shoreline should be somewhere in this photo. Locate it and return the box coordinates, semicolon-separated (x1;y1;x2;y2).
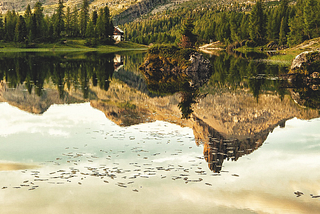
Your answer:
0;41;148;53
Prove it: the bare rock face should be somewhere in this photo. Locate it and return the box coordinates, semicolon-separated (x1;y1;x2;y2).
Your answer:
139;51;212;89
288;50;320;109
290;50;320;73
185;52;212;88
290;51;311;71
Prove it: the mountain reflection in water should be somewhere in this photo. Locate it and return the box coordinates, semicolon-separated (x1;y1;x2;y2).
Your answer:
0;51;320;174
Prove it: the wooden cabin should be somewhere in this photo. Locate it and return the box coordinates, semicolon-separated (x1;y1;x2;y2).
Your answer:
113;26;124;42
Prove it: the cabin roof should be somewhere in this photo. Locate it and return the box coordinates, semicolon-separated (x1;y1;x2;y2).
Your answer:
114;26;124;34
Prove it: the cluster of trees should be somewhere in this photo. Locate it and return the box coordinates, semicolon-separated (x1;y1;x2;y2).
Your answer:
0;0;114;45
123;0;320;47
121;7;200;45
0;53;115;98
287;0;320;46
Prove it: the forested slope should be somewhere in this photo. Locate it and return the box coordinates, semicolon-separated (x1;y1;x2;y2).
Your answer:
122;0;320;49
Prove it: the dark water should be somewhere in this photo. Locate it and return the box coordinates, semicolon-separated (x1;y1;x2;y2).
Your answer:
0;51;320;214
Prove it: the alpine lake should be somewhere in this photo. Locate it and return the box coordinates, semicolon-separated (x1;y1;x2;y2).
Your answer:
0;50;320;214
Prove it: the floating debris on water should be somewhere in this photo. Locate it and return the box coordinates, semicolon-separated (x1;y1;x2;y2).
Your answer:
310;194;320;198
294;191;304;197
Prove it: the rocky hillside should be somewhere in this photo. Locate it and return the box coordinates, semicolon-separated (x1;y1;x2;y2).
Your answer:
113;0;168;25
2;70;319;172
0;0;145;15
0;0;187;17
0;0;250;23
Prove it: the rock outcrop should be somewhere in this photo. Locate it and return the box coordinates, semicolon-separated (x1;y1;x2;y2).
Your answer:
290;50;320;75
291;51;313;71
185;52;212;88
287;50;320;108
139;49;212;90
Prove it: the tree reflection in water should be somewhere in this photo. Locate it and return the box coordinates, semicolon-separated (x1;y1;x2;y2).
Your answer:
0;52;116;99
198;52;320;172
1;51;320;173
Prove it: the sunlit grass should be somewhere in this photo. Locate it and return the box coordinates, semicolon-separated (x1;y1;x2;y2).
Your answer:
0;40;147;53
267;54;296;66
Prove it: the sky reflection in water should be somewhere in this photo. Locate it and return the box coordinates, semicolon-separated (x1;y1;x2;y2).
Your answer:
1;102;320;214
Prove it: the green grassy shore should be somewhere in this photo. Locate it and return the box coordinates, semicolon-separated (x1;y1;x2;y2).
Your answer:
200;37;320;66
269;37;320;63
0;40;148;53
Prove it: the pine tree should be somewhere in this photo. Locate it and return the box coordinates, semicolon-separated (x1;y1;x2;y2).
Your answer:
303;0;319;39
65;7;71;36
71;6;79;37
229;12;240;42
86;20;94;38
47;17;54;41
80;0;89;37
287;0;305;46
179;18;197;48
15;15;27;42
28;14;37;42
266;10;278;41
249;0;266;44
4;10;18;41
239;14;249;40
0;14;4;40
24;4;32;31
103;6;113;40
279;17;286;45
92;10;98;26
24;4;32;18
33;2;44;40
96;8;105;39
53;0;65;38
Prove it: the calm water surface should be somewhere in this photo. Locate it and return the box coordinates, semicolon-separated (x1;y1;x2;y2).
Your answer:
0;51;320;214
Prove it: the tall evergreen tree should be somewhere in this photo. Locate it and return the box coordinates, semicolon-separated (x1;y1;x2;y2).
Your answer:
229;12;241;42
249;0;266;44
33;2;44;40
71;6;79;37
103;6;114;40
179;18;197;48
92;10;98;26
287;0;305;46
54;0;65;38
24;4;32;18
278;17;286;45
65;7;71;36
80;0;89;37
0;14;4;40
96;8;105;39
239;14;249;40
85;20;95;38
47;16;54;41
266;10;278;41
4;10;18;41
15;15;27;42
303;0;319;39
24;4;32;31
